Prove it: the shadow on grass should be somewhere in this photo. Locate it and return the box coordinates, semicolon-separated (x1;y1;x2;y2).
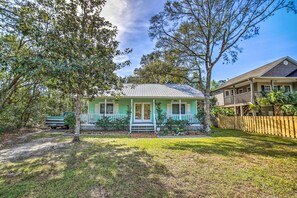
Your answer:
0;140;173;198
164;128;297;158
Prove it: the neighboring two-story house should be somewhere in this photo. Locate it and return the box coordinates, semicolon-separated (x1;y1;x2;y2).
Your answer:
213;56;297;116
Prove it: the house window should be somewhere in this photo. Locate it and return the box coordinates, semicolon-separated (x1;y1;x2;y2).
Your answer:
172;104;185;115
273;86;281;91
238;89;243;94
225;90;230;97
247;87;251;92
261;85;271;92
100;103;114;114
284;86;291;93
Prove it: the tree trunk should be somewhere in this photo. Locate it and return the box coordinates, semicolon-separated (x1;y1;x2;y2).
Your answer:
73;93;82;142
203;70;212;134
204;91;211;133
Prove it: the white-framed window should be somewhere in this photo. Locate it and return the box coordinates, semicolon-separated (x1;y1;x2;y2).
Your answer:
238;89;243;94
273;85;281;91
172;103;186;115
284;85;291;93
261;85;271;92
99;103;114;114
225;90;230;97
247;87;251;92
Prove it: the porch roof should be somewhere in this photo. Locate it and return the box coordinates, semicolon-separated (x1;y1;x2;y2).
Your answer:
96;84;204;99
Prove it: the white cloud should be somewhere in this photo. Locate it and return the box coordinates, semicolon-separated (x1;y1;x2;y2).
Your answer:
113;55;129;63
101;0;142;44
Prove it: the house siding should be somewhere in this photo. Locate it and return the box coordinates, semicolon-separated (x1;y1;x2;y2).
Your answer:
87;98;198;123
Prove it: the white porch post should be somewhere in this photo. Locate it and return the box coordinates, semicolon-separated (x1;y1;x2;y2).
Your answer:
179;99;182;120
129;99;133;133
250;79;254;104
233;86;236;116
104;98;107;116
153;99;156;133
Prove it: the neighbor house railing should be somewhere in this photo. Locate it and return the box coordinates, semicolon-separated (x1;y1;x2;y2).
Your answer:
81;114;127;124
166;114;199;124
224;91;263;105
218;115;297;139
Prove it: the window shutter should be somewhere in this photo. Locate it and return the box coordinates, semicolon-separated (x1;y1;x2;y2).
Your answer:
115;103;119;114
167;103;171;115
186;104;191;114
95;104;100;114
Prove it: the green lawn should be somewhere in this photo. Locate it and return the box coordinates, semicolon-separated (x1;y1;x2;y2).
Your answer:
1;128;297;198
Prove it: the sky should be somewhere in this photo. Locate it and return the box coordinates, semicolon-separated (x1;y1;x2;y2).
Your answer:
102;0;297;81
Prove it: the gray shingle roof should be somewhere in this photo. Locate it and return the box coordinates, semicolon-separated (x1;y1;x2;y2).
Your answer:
216;56;297;90
100;84;204;99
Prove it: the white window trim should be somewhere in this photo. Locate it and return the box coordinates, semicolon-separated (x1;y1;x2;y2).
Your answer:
99;102;115;115
283;85;292;92
261;85;271;92
171;101;186;115
225;90;230;97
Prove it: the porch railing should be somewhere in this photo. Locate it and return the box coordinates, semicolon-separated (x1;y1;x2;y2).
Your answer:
81;114;128;124
166;114;199;124
224;91;263;105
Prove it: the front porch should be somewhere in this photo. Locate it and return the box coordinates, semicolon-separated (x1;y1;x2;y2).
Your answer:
80;113;200;132
80;98;200;132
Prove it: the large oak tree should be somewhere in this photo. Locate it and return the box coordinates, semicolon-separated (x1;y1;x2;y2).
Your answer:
149;0;296;132
1;0;130;140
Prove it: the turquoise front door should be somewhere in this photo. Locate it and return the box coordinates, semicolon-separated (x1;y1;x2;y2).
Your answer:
134;103;151;122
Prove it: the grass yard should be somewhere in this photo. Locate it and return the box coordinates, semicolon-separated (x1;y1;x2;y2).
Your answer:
1;128;297;198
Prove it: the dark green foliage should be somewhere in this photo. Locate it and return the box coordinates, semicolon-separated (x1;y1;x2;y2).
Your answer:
211;107;235;117
155;102;166;126
96;116;112;131
96;116;129;131
255;89;297;115
126;51;190;84
112;118;129;131
165;118;189;134
0;0;130;138
64;113;76;129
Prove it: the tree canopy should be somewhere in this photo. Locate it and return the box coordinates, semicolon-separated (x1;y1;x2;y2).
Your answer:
0;0;129;139
126;51;191;84
149;0;296;132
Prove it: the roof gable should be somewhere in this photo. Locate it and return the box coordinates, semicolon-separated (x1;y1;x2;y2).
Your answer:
216;56;297;89
262;60;297;77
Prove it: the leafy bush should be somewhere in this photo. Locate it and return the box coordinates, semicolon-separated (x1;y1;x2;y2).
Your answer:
96;116;112;131
64;113;76;128
281;105;297;116
164;118;189;134
255;90;297;116
211;106;235;116
112;117;129;131
155;102;167;126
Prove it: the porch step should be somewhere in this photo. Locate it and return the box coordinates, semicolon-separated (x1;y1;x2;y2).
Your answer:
131;125;155;133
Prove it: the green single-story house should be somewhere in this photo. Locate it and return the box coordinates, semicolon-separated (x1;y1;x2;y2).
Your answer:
81;84;204;132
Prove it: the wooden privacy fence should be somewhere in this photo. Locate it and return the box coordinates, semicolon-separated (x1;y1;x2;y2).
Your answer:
218;116;297;139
